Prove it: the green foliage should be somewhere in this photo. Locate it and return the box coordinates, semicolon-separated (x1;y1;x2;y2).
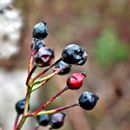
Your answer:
94;29;129;68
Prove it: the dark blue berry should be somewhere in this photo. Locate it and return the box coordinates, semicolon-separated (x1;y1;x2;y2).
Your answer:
15;99;30;114
34;47;54;67
79;91;99;110
32;22;48;40
49;112;66;129
36;115;49;126
55;60;71;75
31;39;45;51
0;9;4;14
62;44;87;65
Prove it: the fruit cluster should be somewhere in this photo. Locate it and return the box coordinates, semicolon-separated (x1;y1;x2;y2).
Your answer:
14;21;99;130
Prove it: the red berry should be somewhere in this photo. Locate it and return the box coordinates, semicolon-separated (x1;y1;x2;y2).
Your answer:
67;73;86;90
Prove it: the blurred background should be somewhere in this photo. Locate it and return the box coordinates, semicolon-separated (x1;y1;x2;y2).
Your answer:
0;0;130;130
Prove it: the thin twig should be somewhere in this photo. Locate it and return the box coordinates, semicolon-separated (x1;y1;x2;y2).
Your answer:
32;69;61;92
31;58;61;82
32;68;61;86
16;88;32;130
26;86;68;117
37;103;79;116
28;49;35;73
26;65;37;85
13;114;20;130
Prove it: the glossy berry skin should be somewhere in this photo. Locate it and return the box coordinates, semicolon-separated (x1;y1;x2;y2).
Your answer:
55;60;71;75
31;39;45;51
79;91;99;110
36;115;49;126
32;22;48;40
15;99;30;114
62;44;87;65
34;47;54;67
49;112;66;129
67;73;86;90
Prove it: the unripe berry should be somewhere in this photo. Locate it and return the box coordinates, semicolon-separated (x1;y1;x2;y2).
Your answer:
36;115;49;126
79;91;99;110
32;22;48;40
34;47;54;67
15;99;30;114
62;44;87;65
55;60;71;75
67;73;86;90
49;112;66;129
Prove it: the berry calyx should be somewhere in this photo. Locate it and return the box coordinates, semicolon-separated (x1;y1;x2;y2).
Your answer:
34;47;54;67
32;21;48;40
49;112;66;129
67;73;86;90
15;99;30;114
62;44;87;65
55;60;71;75
78;91;99;110
36;114;49;126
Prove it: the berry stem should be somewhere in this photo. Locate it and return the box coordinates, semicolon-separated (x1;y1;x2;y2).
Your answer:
31;58;61;82
32;68;61;86
32;81;46;92
31;69;61;92
26;49;37;86
16;87;32;130
24;89;31;114
15;116;27;130
26;86;68;117
26;65;37;85
13;114;20;130
28;56;33;73
27;103;79;117
28;49;35;73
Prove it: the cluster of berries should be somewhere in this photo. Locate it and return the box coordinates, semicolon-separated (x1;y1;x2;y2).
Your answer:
14;21;99;130
15;99;65;129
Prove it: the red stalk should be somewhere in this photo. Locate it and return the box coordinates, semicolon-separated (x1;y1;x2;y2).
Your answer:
13;114;20;130
26;86;68;117
31;58;61;82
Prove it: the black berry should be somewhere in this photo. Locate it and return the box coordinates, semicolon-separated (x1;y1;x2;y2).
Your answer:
55;60;71;75
36;115;49;126
49;112;66;129
34;47;54;67
31;39;45;51
62;44;87;65
0;9;4;14
32;22;48;40
79;91;99;110
15;99;30;114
